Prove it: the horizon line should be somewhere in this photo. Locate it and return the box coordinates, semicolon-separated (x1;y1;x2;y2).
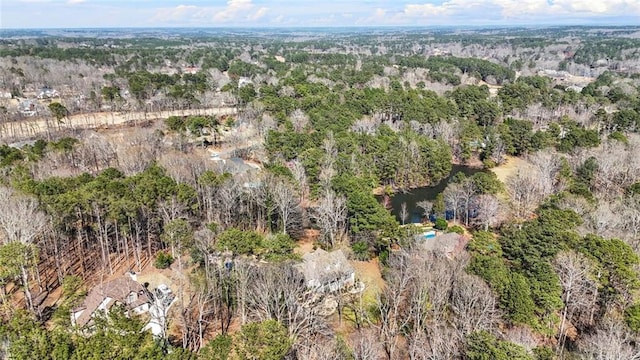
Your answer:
3;24;640;31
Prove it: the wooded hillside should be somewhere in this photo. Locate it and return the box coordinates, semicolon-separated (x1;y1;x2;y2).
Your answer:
1;27;639;359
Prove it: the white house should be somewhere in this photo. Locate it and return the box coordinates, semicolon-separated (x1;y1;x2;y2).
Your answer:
37;87;59;99
238;77;253;88
18;99;38;116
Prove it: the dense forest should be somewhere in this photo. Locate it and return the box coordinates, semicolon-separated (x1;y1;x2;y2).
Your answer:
0;27;639;359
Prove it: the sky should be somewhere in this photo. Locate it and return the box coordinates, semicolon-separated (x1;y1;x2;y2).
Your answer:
1;0;640;29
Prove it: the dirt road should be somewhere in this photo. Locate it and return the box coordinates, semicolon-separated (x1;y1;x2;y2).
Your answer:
0;107;237;141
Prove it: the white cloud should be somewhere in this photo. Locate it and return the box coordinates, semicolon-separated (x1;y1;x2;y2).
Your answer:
372;8;385;18
247;6;268;21
152;4;205;23
403;3;448;18
3;0;639;28
214;0;268;22
151;0;268;25
400;0;640;20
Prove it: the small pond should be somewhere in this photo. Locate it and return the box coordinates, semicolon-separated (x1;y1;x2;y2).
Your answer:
382;164;485;223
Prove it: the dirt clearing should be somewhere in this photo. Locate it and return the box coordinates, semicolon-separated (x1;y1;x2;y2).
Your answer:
351;258;384;300
491;156;531;183
295;229;319;256
1;107;236;140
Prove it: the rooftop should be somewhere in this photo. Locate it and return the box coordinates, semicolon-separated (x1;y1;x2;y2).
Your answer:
73;277;149;327
299;248;354;284
418;232;468;258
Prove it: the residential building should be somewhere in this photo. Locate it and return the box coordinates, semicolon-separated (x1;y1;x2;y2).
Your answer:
297;249;355;293
71;277;150;328
417;232;468;259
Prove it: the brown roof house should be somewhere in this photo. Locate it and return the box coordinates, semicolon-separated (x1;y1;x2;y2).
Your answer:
297;249;355;293
71;276;151;328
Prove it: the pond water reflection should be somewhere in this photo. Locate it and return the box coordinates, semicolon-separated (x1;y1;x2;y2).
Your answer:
383;165;485;223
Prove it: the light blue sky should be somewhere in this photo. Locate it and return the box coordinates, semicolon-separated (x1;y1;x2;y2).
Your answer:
1;0;639;29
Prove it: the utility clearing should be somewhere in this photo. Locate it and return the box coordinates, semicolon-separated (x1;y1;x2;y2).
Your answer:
0;107;237;141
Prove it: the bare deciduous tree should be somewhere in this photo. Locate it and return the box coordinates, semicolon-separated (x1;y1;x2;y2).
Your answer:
352;329;383;360
0;187;48;245
529;150;567;197
375;251;415;359
271;178;301;234
554;251;599;355
290;159;309;206
0;187;48;314
443;183;464;224
400;202;409;226
407;330;431;360
246;263;329;343
159;151;209;186
416;200;432;221
621;195;640;249
451;272;500;337
506;170;543;221
233;259;254;326
217;180;241;229
258;113;278;138
474;194;501;230
313;189;347;248
504;326;539;353
296;335;354;360
579;317;640;360
290;108;310;133
319;132;338;189
459;179;477;226
489;135;507;165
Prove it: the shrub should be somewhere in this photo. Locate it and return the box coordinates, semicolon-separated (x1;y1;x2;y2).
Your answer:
533;347;555;360
379;249;389;266
626;182;640;196
466;331;533;360
215;228;263;255
472;171;503;195
482;159;497;168
165;116;185;132
609;131;629;145
199;334;232;360
262;233;296;261
624;303;640;332
235;320;291;360
351;241;370;261
448;225;465;234
434;218;448;231
154;251;174;269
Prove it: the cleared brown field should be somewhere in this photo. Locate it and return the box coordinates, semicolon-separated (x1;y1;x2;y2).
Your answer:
0;107;237;141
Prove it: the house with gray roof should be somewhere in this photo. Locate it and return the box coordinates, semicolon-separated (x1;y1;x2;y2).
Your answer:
297;249;355;293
